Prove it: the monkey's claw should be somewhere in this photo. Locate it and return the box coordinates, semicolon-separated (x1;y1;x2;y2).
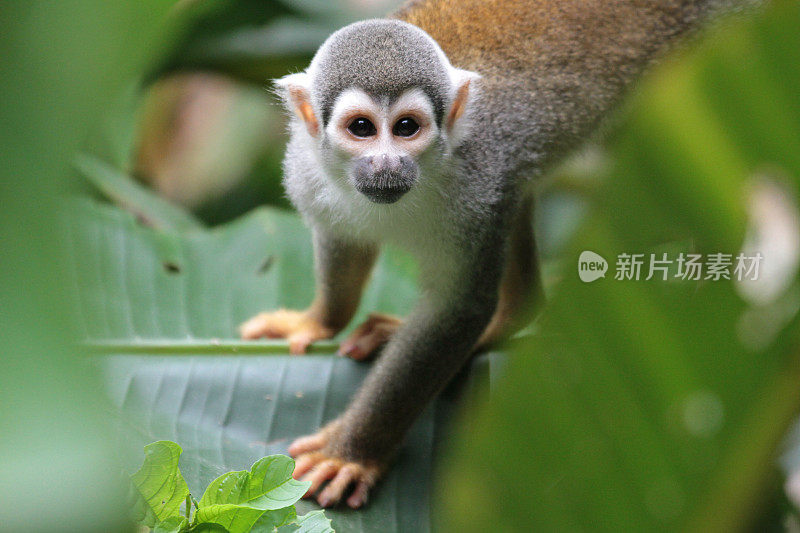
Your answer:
289;429;383;509
239;309;334;354
337;313;401;360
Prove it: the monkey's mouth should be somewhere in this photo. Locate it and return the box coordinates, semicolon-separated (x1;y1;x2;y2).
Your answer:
350;157;418;204
355;183;412;204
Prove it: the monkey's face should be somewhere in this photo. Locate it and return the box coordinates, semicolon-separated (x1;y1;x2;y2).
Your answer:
324;88;436;204
275;19;481;205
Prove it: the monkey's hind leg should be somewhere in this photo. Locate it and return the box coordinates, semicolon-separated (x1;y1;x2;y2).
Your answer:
476;195;544;349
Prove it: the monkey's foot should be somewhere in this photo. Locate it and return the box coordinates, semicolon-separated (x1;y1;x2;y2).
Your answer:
337;313;402;361
289;427;384;509
239;309;334;354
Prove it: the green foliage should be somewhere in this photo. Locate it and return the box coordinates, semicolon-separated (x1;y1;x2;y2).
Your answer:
252;507;296;532
130;441;191;527
149;0;397;85
440;3;800;532
198;456;309;511
279;510;335;533
76;154;203;232
155;517;191;533
193;505;266;533
129;441;329;533
0;1;173;531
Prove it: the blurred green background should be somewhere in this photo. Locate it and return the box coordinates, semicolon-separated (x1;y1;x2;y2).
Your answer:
2;0;800;532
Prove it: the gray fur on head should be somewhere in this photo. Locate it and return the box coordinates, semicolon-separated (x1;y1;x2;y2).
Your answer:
307;19;452;127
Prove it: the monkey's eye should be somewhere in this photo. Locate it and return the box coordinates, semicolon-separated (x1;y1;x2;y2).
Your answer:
392;117;420;137
347;117;377;138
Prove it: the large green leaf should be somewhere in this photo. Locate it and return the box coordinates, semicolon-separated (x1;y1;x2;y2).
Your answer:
67;198;416;345
69;198;490;532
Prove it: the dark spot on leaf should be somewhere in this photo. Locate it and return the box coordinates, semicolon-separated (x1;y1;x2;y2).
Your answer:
163;262;181;274
258;256;275;275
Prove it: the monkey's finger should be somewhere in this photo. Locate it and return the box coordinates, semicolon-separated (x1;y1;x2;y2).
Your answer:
317;464;359;507
339;314;401;359
287;331;314;355
288;433;326;457
337;317;379;356
346;480;372;509
292;452;323;479
347;322;398;361
302;460;341;497
240;310;297;339
239;313;271;339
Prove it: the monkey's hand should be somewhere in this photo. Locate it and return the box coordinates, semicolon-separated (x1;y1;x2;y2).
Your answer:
288;421;385;509
239;309;335;354
337;313;401;361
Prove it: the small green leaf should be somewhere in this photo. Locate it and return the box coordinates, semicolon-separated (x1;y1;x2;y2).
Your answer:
129;441;191;527
251;506;297;532
280;510;334;533
153;516;189;533
246;457;311;511
199;471;249;508
194;503;265;533
199;455;310;511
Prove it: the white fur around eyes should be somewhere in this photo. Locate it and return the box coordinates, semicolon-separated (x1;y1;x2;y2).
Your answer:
326;87;438;159
328;88;436;127
389;88;434;118
329;88;379;124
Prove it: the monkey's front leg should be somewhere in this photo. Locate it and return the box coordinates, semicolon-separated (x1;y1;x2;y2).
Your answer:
289;254;501;508
240;230;377;353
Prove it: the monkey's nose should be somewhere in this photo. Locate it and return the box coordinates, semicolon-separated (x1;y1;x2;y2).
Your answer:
352;154;418;204
369;154;402;173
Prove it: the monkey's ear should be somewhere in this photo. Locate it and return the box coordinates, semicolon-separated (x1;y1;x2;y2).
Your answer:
275;73;319;137
446;68;481;135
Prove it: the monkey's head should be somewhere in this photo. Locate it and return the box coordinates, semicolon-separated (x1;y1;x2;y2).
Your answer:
276;19;480;204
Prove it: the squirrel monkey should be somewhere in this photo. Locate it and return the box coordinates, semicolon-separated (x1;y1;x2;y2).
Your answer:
240;0;753;509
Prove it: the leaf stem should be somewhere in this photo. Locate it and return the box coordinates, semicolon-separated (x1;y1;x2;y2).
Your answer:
185;494;192;520
191;497;200;525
